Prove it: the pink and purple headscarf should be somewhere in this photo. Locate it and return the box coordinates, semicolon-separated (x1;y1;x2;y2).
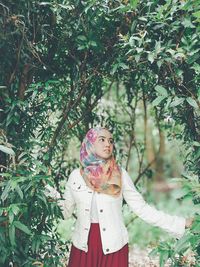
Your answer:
80;127;122;196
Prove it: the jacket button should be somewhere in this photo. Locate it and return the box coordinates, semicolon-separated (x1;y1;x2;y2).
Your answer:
85;208;89;211
84;228;88;230
103;228;106;231
106;248;109;252
100;209;103;212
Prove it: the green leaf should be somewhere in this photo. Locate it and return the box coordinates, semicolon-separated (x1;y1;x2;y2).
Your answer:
58;4;73;10
193;141;200;147
148;247;159;258
135;54;140;63
111;4;130;13
13;221;31;235
15;185;23;199
31;238;37;253
0;145;15;155
191;63;200;74
11;204;20;215
193;11;200;19
174;233;192;254
172;187;190;199
130;0;139;9
157;60;162;68
191;220;200;233
35;238;41;253
165;96;172;109
170;97;184;107
38;2;51;6
159;250;169;267
77;35;87;42
89;41;97;47
0;208;4;216
186;97;199;109
152;96;165;107
182;17;195;28
77;45;87;50
118;63;129;70
136;47;143;53
155;85;168;96
129;36;135;47
37;194;48;206
147;52;154;63
9;224;16;246
1;181;12;201
0;172;11;178
138;16;148;21
111;64;119;75
9;211;14;224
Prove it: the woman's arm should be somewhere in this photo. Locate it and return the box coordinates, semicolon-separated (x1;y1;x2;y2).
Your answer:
60;179;76;219
122;168;186;239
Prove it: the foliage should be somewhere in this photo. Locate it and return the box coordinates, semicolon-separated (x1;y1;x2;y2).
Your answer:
0;165;65;266
0;0;200;266
149;174;200;267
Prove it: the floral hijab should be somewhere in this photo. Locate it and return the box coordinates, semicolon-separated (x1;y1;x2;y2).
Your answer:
80;127;122;196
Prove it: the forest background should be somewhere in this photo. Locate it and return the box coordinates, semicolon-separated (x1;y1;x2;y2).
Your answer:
0;0;200;266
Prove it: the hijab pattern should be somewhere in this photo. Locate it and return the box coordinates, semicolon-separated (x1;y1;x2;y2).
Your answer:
80;127;122;196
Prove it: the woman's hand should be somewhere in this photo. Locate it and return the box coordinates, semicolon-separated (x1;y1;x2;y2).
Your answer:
185;217;194;229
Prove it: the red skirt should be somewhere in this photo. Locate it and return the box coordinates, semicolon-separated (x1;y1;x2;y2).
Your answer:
67;223;129;267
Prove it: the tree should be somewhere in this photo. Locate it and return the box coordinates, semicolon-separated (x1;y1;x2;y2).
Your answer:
0;0;199;266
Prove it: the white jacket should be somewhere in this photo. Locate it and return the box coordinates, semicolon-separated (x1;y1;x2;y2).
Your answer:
56;168;186;255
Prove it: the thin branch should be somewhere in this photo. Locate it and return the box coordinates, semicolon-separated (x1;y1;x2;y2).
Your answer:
134;155;158;185
48;65;102;152
8;27;25;86
48;85;88;150
141;86;147;168
18;63;32;100
66;94;101;131
166;62;200;108
125;92;138;170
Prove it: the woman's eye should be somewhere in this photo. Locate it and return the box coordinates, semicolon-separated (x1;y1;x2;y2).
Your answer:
98;138;114;144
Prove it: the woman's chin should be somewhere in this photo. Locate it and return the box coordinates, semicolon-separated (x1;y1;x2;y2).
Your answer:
96;152;112;160
102;154;112;160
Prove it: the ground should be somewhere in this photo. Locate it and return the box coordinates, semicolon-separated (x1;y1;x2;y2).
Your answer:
129;245;171;267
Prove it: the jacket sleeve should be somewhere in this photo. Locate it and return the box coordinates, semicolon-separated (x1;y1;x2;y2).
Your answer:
45;172;76;220
59;177;76;220
122;168;186;239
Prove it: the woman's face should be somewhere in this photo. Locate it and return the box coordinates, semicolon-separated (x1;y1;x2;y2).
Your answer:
93;129;114;160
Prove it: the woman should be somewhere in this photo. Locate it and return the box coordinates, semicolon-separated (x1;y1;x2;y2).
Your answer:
54;127;193;267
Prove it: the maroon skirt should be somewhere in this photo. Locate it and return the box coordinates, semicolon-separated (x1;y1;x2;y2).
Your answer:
67;223;129;267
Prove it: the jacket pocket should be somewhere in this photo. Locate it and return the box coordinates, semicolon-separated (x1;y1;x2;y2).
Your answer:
70;181;87;192
70;181;89;203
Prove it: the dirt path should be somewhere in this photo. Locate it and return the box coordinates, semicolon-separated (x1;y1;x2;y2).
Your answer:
129;245;171;267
